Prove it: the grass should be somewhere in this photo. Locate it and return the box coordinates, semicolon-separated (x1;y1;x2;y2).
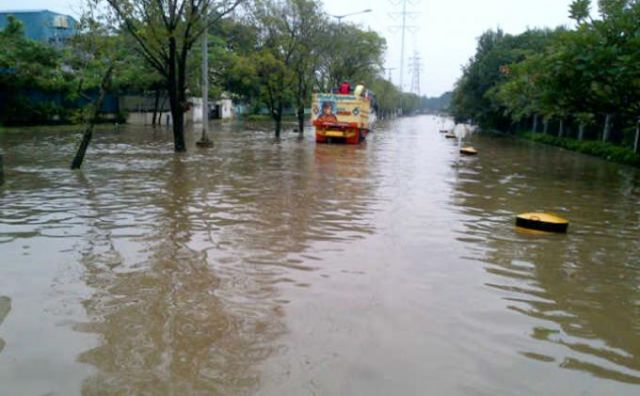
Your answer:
518;131;640;167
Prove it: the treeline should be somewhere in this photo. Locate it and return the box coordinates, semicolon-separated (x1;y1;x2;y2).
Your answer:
0;15;164;125
450;0;640;154
0;0;430;143
421;91;451;114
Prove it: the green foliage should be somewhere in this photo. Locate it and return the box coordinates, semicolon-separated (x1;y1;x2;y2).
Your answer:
318;23;386;90
451;28;559;128
226;0;387;134
0;17;73;124
0;10;163;126
1;0;396;132
102;0;243;151
400;92;422;115
451;0;640;150
520;132;640;166
569;0;591;22
421;92;452;113
369;77;400;117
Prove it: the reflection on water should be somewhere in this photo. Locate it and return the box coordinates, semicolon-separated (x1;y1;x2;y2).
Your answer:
0;296;10;353
451;135;640;384
0;119;639;394
74;157;284;395
0;123;377;394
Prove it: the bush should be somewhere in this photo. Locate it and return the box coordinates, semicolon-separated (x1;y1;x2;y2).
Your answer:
518;132;640;167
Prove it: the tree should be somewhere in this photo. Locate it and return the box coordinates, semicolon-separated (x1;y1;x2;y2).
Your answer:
253;49;294;137
287;0;326;135
69;8;123;169
0;16;69;125
569;0;592;22
249;0;322;138
400;92;421;115
420;92;452;114
370;77;400;119
317;23;386;91
207;17;261;114
451;0;640;150
451;28;561;129
102;0;243;152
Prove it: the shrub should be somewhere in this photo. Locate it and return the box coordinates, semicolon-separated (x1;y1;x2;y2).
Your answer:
518;132;640;167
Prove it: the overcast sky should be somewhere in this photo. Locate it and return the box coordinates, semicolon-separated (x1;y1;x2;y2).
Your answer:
8;0;579;97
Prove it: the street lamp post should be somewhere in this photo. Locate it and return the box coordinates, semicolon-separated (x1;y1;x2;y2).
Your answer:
197;1;213;148
330;8;372;23
329;9;372;85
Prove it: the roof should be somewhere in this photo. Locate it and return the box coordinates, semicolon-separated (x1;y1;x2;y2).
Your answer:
0;9;49;14
0;9;74;18
0;9;78;43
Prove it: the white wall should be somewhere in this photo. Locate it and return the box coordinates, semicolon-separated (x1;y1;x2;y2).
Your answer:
127;111;172;125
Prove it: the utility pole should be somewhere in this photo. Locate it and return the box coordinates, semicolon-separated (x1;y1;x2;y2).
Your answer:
383;67;396;83
409;51;422;95
197;1;213;148
399;0;407;92
389;0;419;92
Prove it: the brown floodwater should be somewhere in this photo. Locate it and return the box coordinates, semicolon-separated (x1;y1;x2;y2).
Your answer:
0;116;639;395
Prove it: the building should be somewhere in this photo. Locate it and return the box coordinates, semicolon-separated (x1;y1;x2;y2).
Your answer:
0;9;77;46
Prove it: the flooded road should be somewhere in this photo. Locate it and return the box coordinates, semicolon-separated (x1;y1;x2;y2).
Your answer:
0;116;639;395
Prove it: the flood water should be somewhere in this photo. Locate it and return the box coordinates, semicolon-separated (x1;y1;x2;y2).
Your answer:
0;116;639;395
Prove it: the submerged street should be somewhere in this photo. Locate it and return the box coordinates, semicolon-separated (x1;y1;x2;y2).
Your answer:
0;116;639;395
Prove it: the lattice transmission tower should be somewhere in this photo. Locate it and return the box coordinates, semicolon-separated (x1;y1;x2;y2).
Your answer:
389;0;420;91
409;51;423;95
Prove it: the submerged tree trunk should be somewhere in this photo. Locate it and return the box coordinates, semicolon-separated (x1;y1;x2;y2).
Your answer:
274;109;282;139
171;107;186;150
152;87;161;126
167;36;187;152
70;66;114;170
297;105;305;135
602;113;612;143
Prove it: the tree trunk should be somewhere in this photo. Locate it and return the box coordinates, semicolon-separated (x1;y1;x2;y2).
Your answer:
578;123;585;141
168;37;186;152
532;114;539;133
172;108;186;149
274;111;282;139
602;113;612;143
0;153;4;186
297;105;305;135
71;66;114;170
543;120;549;134
152;87;161;126
558;119;564;138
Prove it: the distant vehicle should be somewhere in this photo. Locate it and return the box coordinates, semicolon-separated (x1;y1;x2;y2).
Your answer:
311;85;377;144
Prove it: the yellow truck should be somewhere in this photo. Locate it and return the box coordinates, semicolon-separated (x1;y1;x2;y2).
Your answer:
311;91;376;144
